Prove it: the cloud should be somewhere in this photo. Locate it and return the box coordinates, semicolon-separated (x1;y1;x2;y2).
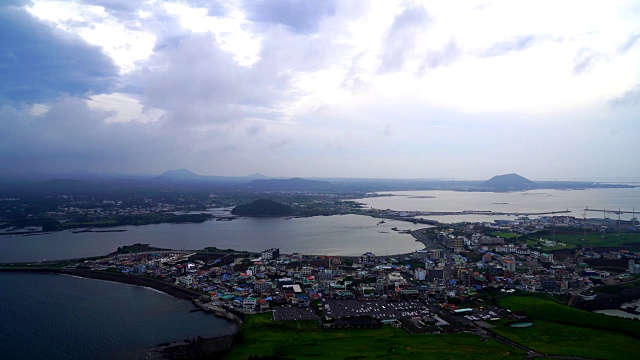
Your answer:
610;84;640;107
573;47;607;76
483;35;552;57
0;97;130;173
341;52;369;93
618;32;640;54
85;0;148;16
135;32;291;127
242;0;336;34
0;0;639;180
378;5;430;73
420;39;461;71
0;6;118;102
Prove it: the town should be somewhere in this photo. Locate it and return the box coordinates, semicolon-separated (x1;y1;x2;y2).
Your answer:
61;213;640;337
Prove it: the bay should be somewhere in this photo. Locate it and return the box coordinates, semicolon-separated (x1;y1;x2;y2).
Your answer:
355;188;640;223
594;298;640;320
0;272;237;360
0;215;426;263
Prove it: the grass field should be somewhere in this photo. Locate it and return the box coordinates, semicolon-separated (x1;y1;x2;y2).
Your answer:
493;295;640;359
554;233;640;249
520;231;640;251
492;232;521;239
223;313;524;360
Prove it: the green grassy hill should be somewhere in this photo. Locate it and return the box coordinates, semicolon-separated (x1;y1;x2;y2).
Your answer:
494;295;640;359
223;313;523;360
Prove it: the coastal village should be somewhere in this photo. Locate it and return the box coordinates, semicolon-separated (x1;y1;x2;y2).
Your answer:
70;213;640;334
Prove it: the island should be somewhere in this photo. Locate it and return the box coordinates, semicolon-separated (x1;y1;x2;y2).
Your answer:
231;199;294;216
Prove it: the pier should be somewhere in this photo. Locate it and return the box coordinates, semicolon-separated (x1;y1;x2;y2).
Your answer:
414;209;572;217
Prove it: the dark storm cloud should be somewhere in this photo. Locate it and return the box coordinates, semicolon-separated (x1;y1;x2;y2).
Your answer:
378;5;430;73
0;98;135;174
243;0;336;34
0;6;118;102
483;35;551;57
610;84;640;107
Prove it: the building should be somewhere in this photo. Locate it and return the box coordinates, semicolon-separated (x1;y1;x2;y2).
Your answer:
479;237;505;245
360;252;377;265
301;266;314;276
446;237;464;249
502;259;516;272
428;268;444;282
243;297;257;312
254;279;273;294
460;269;471;286
429;249;443;260
540;253;554;263
261;248;280;260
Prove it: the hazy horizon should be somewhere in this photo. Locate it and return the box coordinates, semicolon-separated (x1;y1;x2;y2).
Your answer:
1;1;639;180
3;167;639;183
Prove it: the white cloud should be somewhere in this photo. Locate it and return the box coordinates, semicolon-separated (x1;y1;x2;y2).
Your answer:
1;0;639;179
86;93;164;123
28;0;156;72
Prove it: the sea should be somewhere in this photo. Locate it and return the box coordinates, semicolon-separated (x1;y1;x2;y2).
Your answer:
0;214;428;264
0;272;238;360
354;187;640;223
1;187;639;357
594;299;640;320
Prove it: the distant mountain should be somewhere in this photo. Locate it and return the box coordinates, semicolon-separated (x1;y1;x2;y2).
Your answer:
155;169;272;183
482;173;537;191
246;177;332;191
244;173;270;180
231;199;293;216
40;179;103;192
158;168;202;180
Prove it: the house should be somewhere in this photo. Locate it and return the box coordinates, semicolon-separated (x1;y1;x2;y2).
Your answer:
243;297;257;312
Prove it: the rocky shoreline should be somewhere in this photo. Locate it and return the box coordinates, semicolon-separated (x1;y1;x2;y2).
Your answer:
0;268;240;359
573;285;640;312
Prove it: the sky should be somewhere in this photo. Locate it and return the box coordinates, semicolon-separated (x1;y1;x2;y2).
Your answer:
1;0;639;181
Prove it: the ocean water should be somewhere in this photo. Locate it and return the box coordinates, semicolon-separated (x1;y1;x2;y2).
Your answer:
0;214;426;263
355;188;640;223
0;272;238;360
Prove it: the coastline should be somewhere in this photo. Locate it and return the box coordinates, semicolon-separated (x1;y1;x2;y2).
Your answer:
0;268;240;359
0;268;203;300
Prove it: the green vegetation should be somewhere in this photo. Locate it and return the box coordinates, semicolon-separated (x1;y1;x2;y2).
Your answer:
231;199;293;216
113;243;169;254
554;232;640;249
493;295;640;359
594;279;640;294
491;232;520;239
224;313;524;360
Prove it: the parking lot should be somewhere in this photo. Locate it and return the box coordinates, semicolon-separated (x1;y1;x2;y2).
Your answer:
324;299;432;320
